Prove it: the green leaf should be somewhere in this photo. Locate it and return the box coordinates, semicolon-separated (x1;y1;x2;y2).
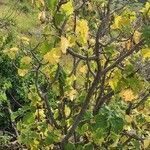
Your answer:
142;26;150;46
104;45;115;57
23;112;35;124
64;142;75;150
109;116;124;134
83;143;94;150
40;41;53;55
46;0;57;11
0;92;7;102
45;132;58;145
126;77;141;92
92;113;109;133
54;13;65;26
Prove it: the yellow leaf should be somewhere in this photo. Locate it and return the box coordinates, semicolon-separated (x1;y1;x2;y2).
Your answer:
133;31;141;44
144;139;150;149
21;36;30;44
43;48;61;64
39;0;45;6
3;47;19;59
67;88;77;101
21;56;32;65
76;19;89;44
120;89;138;102
35;109;45;119
141;47;150;58
61;36;69;54
18;69;28;77
141;2;150;16
10;47;19;52
111;15;123;29
30;139;39;150
38;11;46;23
111;15;130;29
34;139;39;145
65;105;71;117
109;79;118;90
125;115;132;123
79;65;87;74
61;1;74;16
126;39;132;50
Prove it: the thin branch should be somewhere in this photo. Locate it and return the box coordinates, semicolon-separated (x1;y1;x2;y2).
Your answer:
122;130;145;141
69;58;80;77
86;56;96;78
34;64;60;129
60;71;101;147
67;48;96;61
60;0;113;144
101;40;144;76
132;90;150;109
8;92;22;107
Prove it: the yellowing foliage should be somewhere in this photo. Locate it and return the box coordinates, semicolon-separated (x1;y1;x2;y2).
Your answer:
141;2;150;16
133;31;141;44
120;89;138;102
111;15;130;29
35;109;46;120
1;1;150;149
43;48;61;64
79;65;87;74
38;11;46;23
61;36;69;54
20;36;30;44
141;47;150;58
111;15;123;29
143;138;150;149
61;1;74;16
125;115;133;123
21;56;32;65
111;11;136;30
66;88;77;101
76;19;89;44
3;47;19;59
64;105;71;117
38;0;45;6
18;69;28;77
126;39;132;50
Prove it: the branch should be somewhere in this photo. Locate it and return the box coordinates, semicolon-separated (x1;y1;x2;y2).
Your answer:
122;130;145;141
86;55;96;78
60;71;101;147
60;24;103;147
69;58;80;77
101;40;144;75
94;90;114;115
8;92;22;107
34;65;60;129
132;89;150;109
60;1;114;146
67;48;96;61
7;100;19;137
